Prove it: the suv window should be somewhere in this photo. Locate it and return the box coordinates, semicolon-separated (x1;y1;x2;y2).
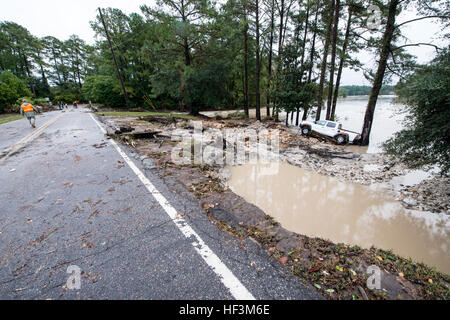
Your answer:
326;122;337;128
316;121;326;126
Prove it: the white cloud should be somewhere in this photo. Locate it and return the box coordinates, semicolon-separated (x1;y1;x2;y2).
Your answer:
1;0;149;42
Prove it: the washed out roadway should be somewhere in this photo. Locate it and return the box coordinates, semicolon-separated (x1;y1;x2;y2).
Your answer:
0;107;320;300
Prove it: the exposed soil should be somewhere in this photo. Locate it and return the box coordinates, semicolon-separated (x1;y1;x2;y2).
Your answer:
97;112;450;300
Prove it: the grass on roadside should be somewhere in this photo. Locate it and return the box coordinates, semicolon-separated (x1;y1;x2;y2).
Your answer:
0;114;22;125
96;111;198;120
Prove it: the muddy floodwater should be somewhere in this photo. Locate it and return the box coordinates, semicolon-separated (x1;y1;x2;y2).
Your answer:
227;162;450;274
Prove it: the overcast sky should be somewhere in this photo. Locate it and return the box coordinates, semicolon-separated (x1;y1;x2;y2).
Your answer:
1;0;447;85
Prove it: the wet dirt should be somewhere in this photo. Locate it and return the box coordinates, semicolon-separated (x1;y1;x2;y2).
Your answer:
226;162;450;274
98;113;450;299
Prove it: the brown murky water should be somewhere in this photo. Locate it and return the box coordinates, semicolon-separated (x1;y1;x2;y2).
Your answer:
227;162;450;274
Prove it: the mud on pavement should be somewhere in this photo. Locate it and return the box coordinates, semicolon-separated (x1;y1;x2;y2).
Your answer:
96;112;450;300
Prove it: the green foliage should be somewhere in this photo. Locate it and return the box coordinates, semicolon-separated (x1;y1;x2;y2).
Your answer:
34;77;52;99
0;22;36;80
0;21;95;105
149;60;232;114
82;75;127;107
338;87;348;98
184;62;233;115
139;0;247;114
33;98;49;106
54;94;77;104
1;0;448;120
90;8;154;108
52;82;83;104
0;71;32;112
340;85;395;96
97;111;198;120
149;67;183;107
11;96;49;112
271;44;317;116
384;50;450;174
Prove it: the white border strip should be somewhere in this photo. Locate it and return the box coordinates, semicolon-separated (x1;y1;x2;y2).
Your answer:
89;113;255;300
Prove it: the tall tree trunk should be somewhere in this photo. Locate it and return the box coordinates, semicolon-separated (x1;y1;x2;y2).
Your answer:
300;1;310;69
315;0;335;121
60;55;67;82
296;0;310;123
75;52;82;88
98;7;131;109
39;63;48;87
51;47;62;84
281;0;293;48
302;108;308;120
331;6;352;120
303;1;320;120
11;48;19;76
77;68;82;88
72;63;78;85
22;54;36;97
273;0;286;122
179;66;187;112
266;0;275;117
307;1;320;83
360;0;399;146
182;36;193;114
326;0;340;120
243;5;249;118
183;37;191;66
180;1;193;114
255;0;261;121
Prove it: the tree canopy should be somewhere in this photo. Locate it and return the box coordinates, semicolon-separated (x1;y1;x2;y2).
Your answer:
384;50;450;174
0;71;31;113
0;0;448;146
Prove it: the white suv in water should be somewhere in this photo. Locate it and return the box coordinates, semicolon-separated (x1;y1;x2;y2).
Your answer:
299;120;361;145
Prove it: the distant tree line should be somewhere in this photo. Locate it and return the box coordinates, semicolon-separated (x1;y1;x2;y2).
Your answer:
339;85;394;97
0;21;95;109
0;0;448;146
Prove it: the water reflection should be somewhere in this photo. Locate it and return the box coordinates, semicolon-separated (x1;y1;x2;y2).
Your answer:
227;162;450;274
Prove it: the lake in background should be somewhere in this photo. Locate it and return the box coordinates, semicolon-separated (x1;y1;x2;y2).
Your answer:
201;95;407;154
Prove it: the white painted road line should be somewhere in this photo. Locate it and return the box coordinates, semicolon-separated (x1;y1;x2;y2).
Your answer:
89;113;255;300
1;113;65;161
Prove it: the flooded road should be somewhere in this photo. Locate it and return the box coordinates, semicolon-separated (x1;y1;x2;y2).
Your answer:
227;162;450;274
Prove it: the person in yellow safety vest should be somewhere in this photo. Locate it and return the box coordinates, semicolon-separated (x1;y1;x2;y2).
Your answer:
20;99;39;128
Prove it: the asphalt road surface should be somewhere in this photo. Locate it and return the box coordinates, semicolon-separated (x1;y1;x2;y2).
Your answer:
0;107;320;300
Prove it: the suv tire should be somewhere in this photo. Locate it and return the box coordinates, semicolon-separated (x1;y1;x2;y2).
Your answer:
336;135;346;145
301;127;311;135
